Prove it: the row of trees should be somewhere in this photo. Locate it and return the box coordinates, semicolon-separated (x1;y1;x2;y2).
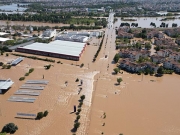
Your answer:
131;23;138;27
93;35;105;62
35;38;52;43
120;66;173;76
157;66;173;75
150;22;178;28
19;68;34;81
36;110;49;120
72;95;86;132
150;22;156;27
120;23;130;27
4;39;29;46
137;68;154;75
0;13;107;27
0;46;11;53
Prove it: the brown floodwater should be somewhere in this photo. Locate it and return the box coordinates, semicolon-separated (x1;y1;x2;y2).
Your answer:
88;72;180;135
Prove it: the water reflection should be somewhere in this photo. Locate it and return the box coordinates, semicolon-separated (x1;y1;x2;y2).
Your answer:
115;15;180;28
0;3;27;12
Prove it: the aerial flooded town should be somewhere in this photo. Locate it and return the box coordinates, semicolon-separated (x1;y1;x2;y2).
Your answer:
0;0;180;135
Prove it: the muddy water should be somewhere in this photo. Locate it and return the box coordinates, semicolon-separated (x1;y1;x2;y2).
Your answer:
89;73;180;135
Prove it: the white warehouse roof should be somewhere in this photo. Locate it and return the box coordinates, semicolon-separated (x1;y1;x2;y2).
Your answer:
0;79;14;90
17;40;86;57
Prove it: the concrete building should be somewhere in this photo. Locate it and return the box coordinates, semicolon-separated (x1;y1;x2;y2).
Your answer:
163;60;180;72
42;29;56;38
151;55;164;63
169;52;180;61
86;7;105;12
56;34;89;43
16;40;87;61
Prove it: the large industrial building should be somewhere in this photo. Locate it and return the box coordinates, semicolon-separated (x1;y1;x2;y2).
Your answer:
16;40;87;61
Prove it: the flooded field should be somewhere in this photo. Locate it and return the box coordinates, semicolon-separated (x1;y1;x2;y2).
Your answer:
88;72;180;135
0;3;27;11
115;15;180;28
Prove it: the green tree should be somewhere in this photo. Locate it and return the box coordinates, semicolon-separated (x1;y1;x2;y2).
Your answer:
75;78;79;82
29;68;34;73
154;46;160;51
76;115;80;120
44;110;49;117
157;66;163;74
44;64;51;70
80;95;85;101
25;73;29;76
19;77;25;81
113;54;120;63
117;78;123;85
36;112;44;120
77;108;81;113
150;70;154;75
1;123;18;134
145;42;151;50
2;64;7;69
6;65;11;69
0;62;3;66
113;68;120;74
4;40;15;45
74;122;80;130
80;63;84;68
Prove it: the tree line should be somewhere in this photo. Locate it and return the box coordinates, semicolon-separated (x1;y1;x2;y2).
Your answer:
0;13;107;27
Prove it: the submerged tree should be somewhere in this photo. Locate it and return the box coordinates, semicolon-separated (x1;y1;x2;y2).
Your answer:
113;68;120;74
113;54;120;63
2;123;18;134
117;78;123;85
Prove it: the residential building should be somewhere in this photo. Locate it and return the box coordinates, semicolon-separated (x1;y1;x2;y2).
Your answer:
151;55;164;63
169;52;180;61
163;60;180;72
